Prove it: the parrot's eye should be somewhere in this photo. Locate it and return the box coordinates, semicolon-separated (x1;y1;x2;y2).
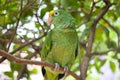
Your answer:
54;11;59;16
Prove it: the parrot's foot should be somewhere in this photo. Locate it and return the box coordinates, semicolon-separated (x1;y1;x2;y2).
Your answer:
63;66;68;78
54;63;60;71
64;66;68;75
58;67;69;80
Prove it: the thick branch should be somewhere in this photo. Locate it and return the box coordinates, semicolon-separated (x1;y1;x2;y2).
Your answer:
87;1;111;52
0;50;79;80
80;0;112;80
17;47;39;79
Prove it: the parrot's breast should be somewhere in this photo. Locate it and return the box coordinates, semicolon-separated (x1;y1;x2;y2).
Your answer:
46;28;78;68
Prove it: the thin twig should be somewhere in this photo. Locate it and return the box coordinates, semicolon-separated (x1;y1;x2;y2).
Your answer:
7;0;23;50
0;34;46;63
58;0;61;9
0;50;80;80
17;65;27;80
78;0;97;27
0;39;23;44
102;18;120;47
35;11;45;31
87;47;120;57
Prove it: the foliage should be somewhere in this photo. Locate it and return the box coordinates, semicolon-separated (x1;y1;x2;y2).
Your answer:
0;0;120;80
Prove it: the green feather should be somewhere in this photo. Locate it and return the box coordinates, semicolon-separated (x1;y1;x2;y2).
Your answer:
41;30;52;60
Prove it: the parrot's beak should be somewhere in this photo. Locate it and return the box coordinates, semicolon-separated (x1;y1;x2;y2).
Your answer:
47;10;54;26
49;10;54;16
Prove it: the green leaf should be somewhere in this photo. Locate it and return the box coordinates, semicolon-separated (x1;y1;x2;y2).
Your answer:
40;5;53;18
10;62;22;71
102;26;109;37
109;61;116;72
4;72;13;79
40;8;49;18
0;15;6;26
35;21;40;29
61;0;79;9
106;40;117;48
29;68;38;74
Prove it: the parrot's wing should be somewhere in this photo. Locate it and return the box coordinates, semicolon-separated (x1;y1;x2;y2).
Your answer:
41;30;52;60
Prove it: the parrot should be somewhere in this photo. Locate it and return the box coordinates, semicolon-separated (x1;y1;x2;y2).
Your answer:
41;10;78;80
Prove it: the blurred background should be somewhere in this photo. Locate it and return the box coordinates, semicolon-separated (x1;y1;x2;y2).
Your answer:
0;0;120;80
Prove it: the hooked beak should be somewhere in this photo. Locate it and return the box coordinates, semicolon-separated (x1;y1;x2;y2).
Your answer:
49;10;54;16
47;10;54;26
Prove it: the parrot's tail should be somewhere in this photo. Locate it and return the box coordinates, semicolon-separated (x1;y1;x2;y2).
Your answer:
42;67;65;80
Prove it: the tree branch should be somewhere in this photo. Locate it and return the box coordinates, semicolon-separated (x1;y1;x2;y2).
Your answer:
0;34;46;63
78;0;100;27
17;65;27;80
87;47;120;57
16;47;40;79
7;0;23;50
102;18;120;47
80;0;112;80
34;11;45;32
87;1;111;52
0;50;80;80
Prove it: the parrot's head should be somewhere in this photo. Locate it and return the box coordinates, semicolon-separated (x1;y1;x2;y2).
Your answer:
48;10;76;29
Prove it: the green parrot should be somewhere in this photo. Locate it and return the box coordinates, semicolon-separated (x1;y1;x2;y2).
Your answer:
41;10;78;80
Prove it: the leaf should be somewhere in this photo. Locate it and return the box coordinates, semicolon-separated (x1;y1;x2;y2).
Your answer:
10;62;22;71
40;5;53;18
109;61;116;72
102;26;109;37
29;68;38;74
4;71;13;79
0;15;6;26
61;0;79;9
106;40;117;48
40;8;49;18
95;26;104;40
94;57;106;72
35;21;40;29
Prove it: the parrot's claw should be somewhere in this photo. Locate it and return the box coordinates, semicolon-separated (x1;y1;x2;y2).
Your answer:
54;63;60;71
60;66;68;80
64;66;68;77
